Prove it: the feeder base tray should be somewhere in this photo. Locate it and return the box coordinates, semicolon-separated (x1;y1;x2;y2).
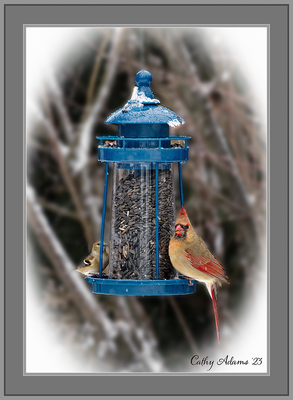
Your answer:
86;276;196;296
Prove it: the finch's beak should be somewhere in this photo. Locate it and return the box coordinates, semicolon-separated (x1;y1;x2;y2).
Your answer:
75;264;86;273
175;224;184;236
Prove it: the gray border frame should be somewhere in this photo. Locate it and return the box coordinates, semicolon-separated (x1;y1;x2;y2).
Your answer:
2;1;291;399
24;23;270;377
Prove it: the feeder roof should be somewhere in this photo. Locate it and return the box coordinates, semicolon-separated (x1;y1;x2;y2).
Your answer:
105;70;185;127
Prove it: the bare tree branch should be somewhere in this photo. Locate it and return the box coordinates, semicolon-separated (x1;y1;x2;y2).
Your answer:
28;185;165;371
73;27;125;174
116;297;164;372
168;297;199;354
28;101;94;244
72;28;126;239
47;70;76;144
37;196;79;220
27;185;117;342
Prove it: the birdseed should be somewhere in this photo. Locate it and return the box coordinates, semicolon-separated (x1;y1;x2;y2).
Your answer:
109;165;176;280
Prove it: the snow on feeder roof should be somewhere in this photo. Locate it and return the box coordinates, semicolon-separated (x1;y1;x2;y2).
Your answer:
105;70;185;127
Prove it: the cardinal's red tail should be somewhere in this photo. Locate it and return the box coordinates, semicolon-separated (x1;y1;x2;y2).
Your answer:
207;284;220;343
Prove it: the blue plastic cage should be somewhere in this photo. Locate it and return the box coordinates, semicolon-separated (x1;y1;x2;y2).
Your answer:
86;70;197;296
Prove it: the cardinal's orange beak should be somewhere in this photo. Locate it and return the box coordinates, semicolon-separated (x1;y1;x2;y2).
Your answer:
175;224;184;236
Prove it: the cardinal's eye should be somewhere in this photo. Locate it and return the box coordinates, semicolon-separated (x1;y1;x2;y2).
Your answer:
84;260;91;266
185;224;189;230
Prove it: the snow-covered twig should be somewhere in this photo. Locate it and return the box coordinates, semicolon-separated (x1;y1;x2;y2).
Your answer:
30;102;94;244
116;297;164;372
46;70;75;144
168;297;199;355
27;184;117;343
180;42;256;215
73;28;124;175
72;28;125;238
28;185;165;370
37;196;79;220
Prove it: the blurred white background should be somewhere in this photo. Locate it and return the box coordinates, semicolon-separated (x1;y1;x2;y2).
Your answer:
26;26;267;374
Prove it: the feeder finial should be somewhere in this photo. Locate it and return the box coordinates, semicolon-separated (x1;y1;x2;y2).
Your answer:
135;70;152;87
105;69;184;127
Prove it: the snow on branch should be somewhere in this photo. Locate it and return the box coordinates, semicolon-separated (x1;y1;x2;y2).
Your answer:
46;69;75;144
73;27;124;175
27;184;117;341
27;185;164;371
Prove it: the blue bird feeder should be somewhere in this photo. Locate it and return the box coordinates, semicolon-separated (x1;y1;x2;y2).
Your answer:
86;70;196;296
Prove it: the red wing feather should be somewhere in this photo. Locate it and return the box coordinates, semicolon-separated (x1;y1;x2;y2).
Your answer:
185;249;228;282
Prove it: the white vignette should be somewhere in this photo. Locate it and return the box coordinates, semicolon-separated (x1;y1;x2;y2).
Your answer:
25;25;268;375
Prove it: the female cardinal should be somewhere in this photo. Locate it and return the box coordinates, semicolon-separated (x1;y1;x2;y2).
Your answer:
75;241;109;278
169;206;229;343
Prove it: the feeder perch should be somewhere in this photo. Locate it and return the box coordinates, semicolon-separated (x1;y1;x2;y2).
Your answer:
86;70;197;296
